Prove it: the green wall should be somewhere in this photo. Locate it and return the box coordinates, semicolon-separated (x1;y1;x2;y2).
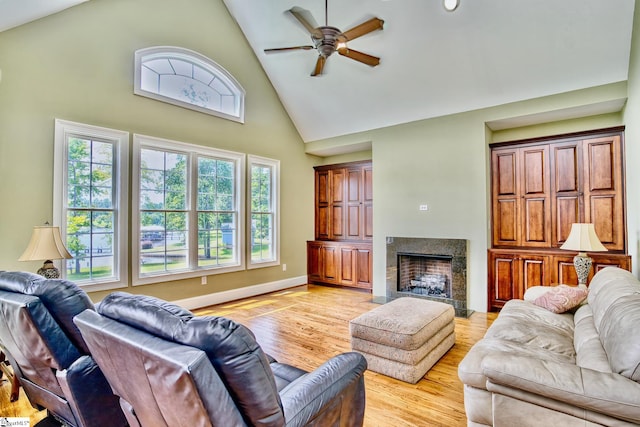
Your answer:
0;0;319;302
306;82;631;312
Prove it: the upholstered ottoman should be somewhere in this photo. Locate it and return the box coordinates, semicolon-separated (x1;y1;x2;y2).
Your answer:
350;297;455;383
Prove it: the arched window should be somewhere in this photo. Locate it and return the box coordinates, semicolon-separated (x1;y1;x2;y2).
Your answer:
134;47;245;123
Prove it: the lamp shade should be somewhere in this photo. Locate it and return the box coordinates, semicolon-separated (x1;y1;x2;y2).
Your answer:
19;225;73;262
560;223;607;252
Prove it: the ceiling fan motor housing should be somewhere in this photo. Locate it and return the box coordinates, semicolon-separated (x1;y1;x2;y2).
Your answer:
312;26;344;57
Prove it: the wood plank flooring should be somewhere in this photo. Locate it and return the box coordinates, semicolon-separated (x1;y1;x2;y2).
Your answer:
0;284;496;426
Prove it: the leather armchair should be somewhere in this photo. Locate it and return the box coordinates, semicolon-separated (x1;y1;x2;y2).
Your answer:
0;271;127;427
74;291;367;427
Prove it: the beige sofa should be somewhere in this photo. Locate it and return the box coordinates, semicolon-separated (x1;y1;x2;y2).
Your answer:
458;267;640;426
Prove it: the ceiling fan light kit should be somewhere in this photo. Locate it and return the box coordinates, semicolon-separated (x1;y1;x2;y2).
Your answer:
264;1;384;76
443;0;459;12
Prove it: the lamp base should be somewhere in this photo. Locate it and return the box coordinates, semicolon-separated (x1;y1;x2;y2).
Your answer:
37;260;60;279
573;253;592;288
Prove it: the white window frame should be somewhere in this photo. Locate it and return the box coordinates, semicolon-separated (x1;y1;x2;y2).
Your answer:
134;46;245;123
53;119;129;291
132;134;245;285
247;155;280;269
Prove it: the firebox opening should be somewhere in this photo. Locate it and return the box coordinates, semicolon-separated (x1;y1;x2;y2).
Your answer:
397;253;453;299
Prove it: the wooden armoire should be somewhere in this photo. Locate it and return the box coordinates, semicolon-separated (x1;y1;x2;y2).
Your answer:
488;128;630;311
307;161;373;290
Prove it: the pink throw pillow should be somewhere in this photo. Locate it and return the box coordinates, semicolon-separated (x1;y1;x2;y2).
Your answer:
532;284;588;314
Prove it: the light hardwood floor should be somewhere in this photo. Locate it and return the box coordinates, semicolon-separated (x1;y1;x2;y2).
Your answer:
0;284;496;426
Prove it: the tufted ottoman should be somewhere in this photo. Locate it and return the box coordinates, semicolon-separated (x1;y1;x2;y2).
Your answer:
350;297;455;383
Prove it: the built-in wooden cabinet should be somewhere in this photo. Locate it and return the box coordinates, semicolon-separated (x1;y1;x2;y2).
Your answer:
488;249;630;311
488;128;628;311
309;161;372;290
307;240;372;289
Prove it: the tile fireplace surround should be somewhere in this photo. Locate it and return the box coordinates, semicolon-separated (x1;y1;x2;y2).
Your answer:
384;237;472;317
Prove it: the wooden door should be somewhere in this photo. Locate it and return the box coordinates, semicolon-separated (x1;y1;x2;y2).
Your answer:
363;165;373;240
550;141;581;247
307;241;323;282
339;246;355;286
321;243;340;284
330;169;345;239
492;149;521;246
315;171;330;240
488;251;519;310
582;136;624;251
520;254;549;294
520;146;551;247
346;168;363;239
355;246;373;288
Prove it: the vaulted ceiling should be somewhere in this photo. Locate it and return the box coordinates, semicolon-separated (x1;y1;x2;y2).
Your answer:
2;0;636;146
223;0;635;143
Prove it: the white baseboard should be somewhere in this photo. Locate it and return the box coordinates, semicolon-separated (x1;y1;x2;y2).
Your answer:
173;275;308;310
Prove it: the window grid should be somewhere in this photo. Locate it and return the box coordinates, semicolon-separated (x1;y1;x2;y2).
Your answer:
248;156;279;267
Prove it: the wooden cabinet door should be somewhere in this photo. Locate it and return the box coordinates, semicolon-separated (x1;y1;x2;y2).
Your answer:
492;149;521;246
521;255;549;293
520;145;551;247
339;246;355;286
488;251;519;310
315;171;330;240
363;165;374;240
550;141;581;247
321;244;340;284
355;246;373;288
552;253;631;286
346;168;363;239
307;242;323;282
329;169;345;239
582;136;624;251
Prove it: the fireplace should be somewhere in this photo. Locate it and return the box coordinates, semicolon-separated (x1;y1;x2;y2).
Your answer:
386;237;471;317
397;253;452;299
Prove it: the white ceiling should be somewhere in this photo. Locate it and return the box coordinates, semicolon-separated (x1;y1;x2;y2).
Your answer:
0;0;88;32
1;0;635;147
223;0;635;143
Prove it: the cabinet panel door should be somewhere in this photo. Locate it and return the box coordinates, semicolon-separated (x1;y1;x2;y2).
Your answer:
346;169;362;239
316;171;330;204
521;256;549;296
520;146;551;247
355;247;373;288
307;242;323;282
363;166;373;240
330;169;345;203
491;254;518;306
316;206;330;240
551;142;581;247
322;245;340;283
553;256;578;285
331;205;344;239
339;247;355;285
582;136;624;250
492;149;520;246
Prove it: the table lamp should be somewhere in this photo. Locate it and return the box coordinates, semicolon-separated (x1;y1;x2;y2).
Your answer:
19;224;73;279
560;223;607;288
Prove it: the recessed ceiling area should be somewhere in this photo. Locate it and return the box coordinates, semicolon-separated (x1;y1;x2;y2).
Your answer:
223;0;635;142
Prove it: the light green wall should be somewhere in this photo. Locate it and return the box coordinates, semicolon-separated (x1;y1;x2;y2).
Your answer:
306;82;630;312
0;0;319;302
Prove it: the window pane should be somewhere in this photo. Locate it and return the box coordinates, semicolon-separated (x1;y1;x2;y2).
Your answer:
251;213;273;262
65;210;115;281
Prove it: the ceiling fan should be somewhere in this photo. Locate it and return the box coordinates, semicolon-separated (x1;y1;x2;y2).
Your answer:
264;1;384;76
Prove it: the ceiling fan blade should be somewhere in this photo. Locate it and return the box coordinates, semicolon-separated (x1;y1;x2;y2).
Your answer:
311;55;326;76
264;46;314;53
341;17;384;41
288;7;319;35
337;48;380;67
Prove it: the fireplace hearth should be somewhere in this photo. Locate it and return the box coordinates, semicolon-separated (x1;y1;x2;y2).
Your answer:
385;237;471;317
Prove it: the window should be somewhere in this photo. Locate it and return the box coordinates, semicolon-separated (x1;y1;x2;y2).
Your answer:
248;156;279;268
133;134;245;284
134;46;245;123
53;119;129;291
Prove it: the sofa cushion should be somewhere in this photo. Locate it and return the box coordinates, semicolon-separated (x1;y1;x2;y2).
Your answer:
532;285;587;314
98;292;285;426
598;294;640;381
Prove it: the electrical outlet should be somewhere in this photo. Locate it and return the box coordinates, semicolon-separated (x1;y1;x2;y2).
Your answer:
282;264;287;271
419;204;429;211
201;276;207;285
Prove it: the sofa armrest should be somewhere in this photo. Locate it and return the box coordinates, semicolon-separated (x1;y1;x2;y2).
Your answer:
482;355;640;424
280;352;367;427
57;355;127;427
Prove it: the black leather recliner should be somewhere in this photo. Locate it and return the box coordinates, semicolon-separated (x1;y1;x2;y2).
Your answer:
0;271;127;427
74;291;368;427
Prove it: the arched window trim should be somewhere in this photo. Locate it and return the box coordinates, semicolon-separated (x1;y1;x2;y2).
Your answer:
134;46;245;123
